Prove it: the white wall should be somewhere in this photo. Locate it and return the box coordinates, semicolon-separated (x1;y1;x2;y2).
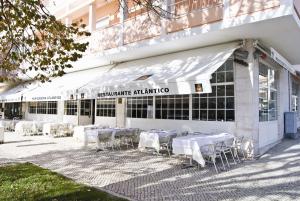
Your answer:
126;118;236;133
259;121;279;149
95;117;116;127
63;115;78;125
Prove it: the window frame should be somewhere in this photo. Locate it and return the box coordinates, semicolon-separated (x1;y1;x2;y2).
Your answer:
192;59;235;122
96;98;116;117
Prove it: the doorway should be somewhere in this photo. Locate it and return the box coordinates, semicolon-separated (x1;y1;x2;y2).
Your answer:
78;99;95;125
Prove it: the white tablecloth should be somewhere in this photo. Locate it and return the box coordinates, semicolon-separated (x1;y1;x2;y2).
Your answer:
42;123;73;137
15;121;40;136
0;120;20;131
172;133;234;167
138;130;177;152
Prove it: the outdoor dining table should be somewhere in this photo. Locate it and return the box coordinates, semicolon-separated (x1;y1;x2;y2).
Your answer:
82;127;138;148
138;129;178;153
172;133;234;167
15;121;40;136
42;123;73;137
0;119;20;131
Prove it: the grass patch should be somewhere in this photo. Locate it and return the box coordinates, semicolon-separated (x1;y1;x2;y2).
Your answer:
0;163;127;201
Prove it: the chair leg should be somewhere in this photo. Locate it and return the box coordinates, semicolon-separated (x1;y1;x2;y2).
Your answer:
234;148;241;163
219;155;226;171
212;158;218;173
230;149;237;164
223;152;230;168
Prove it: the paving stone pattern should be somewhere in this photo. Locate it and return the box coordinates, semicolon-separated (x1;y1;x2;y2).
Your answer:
0;132;300;201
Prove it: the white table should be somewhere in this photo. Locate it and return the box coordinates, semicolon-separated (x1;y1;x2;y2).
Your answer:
0;120;20;131
138;130;178;152
73;125;100;142
43;123;73;137
172;133;234;167
15;121;40;136
0;126;4;144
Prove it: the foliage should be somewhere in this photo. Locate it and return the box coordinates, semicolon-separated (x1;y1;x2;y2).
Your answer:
0;163;127;201
0;0;90;82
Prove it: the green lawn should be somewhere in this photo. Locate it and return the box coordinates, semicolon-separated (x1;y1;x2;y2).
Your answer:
0;163;127;201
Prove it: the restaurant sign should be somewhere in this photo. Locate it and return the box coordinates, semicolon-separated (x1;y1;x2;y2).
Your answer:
30;96;62;101
97;87;170;98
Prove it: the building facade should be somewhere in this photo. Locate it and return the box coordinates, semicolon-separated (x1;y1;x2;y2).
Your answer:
1;0;300;155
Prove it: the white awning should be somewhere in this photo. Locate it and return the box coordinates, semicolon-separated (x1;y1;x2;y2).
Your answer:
22;66;112;102
78;42;241;98
0;82;38;103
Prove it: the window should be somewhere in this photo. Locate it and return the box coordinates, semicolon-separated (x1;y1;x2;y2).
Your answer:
47;101;57;114
64;100;77;115
96;98;116;117
80;100;91;116
127;96;153;118
292;81;298;112
36;102;47;114
259;62;278;121
192;59;235;121
28;101;57;115
95;17;109;30
28;102;37;114
155;95;189;120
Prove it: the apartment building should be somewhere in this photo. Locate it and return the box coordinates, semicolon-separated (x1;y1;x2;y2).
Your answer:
1;0;300;154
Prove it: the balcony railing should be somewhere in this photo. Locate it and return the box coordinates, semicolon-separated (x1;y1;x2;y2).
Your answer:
170;0;223;15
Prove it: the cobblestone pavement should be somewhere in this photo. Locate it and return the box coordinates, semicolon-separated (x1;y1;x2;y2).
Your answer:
0;132;300;201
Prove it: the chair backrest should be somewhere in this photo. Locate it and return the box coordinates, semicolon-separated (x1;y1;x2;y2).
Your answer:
200;144;216;156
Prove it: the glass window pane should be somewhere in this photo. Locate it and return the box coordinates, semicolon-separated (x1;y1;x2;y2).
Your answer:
217;85;225;96
226;98;235;109
226;85;234;96
226;110;235;121
217;72;225;83
208;110;216;121
208;98;216;109
226;72;234;82
217;110;225;121
200;110;207;120
217;98;225;109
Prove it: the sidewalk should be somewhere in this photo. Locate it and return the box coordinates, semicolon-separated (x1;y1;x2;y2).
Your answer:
1;132;300;201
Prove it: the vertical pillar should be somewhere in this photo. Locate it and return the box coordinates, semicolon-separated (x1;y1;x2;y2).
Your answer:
88;2;96;32
235;39;260;155
119;0;128;46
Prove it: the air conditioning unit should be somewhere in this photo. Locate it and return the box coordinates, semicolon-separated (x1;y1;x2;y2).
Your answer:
284;112;299;139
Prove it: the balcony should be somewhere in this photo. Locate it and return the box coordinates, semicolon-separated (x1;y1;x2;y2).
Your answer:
77;0;283;53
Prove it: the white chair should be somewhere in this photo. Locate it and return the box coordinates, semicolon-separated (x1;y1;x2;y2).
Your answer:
201;143;226;173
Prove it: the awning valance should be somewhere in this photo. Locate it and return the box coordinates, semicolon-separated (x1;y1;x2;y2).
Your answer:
78;42;241;98
0;82;38;103
22;66;112;102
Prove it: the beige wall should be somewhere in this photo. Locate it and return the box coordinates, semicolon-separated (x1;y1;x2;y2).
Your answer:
124;13;162;44
95;0;120;26
229;0;280;17
166;4;223;33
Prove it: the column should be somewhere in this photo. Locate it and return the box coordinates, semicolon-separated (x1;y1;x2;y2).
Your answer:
119;0;128;46
88;2;96;32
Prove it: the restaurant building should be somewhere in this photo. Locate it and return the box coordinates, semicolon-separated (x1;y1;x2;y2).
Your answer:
1;0;300;155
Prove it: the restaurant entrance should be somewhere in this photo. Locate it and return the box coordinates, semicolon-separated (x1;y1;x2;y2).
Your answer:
78;99;95;125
